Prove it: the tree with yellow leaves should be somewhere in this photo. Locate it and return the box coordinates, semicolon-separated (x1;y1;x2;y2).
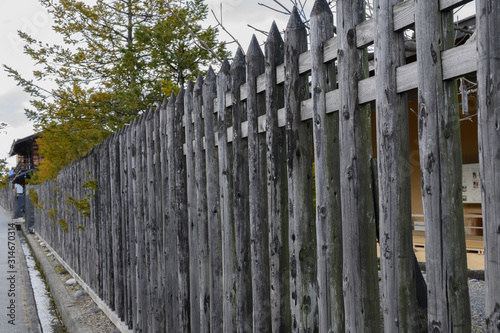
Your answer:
5;0;228;181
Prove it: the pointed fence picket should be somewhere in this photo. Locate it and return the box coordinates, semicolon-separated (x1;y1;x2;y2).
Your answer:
8;0;499;332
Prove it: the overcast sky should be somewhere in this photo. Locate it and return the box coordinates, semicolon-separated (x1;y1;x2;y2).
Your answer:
0;0;475;168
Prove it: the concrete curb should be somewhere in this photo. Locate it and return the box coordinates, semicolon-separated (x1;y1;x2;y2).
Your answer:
16;229;42;333
23;229;93;333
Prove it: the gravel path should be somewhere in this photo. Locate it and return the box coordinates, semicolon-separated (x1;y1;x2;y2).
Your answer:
469;278;486;332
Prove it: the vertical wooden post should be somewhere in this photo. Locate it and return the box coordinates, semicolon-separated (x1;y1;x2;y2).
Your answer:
88;148;96;293
337;0;380;331
184;81;201;332
126;118;138;330
171;90;190;332
131;117;141;331
193;74;210;332
284;8;318;332
166;94;180;332
145;107;160;332
374;0;417;331
217;59;237;333
137;114;148;332
443;9;471;332
110;131;123;319
476;0;500;330
150;104;164;331
265;22;290;333
141;111;152;331
159;96;173;332
71;162;77;273
231;48;253;333
96;144;103;300
95;143;103;298
310;1;344;332
415;2;471;331
119;126;131;326
103;137;113;309
247;35;271;333
203;67;224;332
153;104;164;331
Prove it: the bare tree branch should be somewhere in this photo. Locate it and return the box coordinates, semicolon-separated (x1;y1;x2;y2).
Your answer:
272;0;292;14
210;6;245;55
247;24;269;37
257;2;289;15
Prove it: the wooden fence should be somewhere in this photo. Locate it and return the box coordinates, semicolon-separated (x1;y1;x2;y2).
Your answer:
22;0;500;332
0;184;17;215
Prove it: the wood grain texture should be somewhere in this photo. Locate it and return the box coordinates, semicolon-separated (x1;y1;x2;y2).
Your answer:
216;59;237;333
193;75;211;333
230;49;253;333
415;3;470;332
264;22;291;333
476;0;500;330
183;82;201;333
310;1;344;332
247;35;271;333
284;8;318;333
374;0;417;331
337;0;380;331
203;68;224;332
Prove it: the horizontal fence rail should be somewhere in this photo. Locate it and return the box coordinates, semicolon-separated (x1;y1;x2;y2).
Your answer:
6;0;499;332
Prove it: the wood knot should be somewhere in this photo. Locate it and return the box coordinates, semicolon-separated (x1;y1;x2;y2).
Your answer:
346;166;354;179
347;28;356;47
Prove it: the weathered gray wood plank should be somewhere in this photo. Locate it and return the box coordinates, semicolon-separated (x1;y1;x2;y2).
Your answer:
264;22;290;333
415;2;471;331
193;74;211;333
443;11;472;332
142;112;152;331
284;8;318;333
247;35;271;333
110;131;123;319
183;82;201;333
374;0;417;331
171;90;190;332
310;1;344;332
166;94;180;333
159;96;172;332
476;0;500;329
95;142;103;299
203;68;224;332
337;0;381;331
216;60;237;333
136;114;147;332
231;48;253;333
152;105;163;331
145;108;160;332
104;137;113;310
119;127;131;326
127;119;138;330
